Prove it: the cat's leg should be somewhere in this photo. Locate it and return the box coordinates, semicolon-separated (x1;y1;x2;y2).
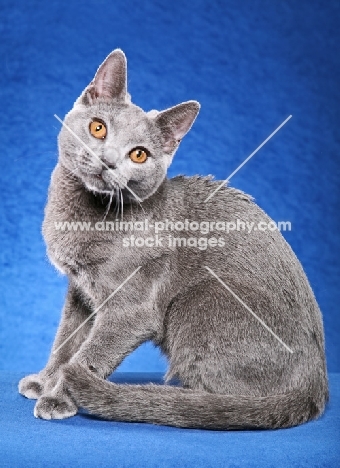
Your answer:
19;282;93;400
34;295;157;420
163;279;266;396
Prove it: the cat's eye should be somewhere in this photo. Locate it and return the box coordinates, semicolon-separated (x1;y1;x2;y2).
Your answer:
129;148;148;164
89;120;107;139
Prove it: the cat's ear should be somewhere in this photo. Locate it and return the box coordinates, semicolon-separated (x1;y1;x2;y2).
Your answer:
154;101;200;154
80;49;128;105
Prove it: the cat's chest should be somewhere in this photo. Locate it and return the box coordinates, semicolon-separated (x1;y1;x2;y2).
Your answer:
42;191;116;278
43;218;109;276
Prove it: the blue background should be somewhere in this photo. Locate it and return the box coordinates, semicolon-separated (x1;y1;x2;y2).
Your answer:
0;0;339;375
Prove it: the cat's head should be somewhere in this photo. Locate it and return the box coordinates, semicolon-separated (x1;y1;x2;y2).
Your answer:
58;49;200;202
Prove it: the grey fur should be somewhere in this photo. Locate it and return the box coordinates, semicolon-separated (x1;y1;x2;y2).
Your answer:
19;49;328;429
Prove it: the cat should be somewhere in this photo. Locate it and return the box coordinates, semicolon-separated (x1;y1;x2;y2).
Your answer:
19;49;328;429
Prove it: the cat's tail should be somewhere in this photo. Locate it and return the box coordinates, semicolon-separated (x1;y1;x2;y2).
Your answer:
62;364;327;429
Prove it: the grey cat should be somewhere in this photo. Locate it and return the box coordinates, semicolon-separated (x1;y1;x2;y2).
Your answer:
19;49;328;429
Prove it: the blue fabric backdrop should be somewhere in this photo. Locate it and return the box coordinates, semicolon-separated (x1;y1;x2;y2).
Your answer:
0;0;338;374
0;1;339;466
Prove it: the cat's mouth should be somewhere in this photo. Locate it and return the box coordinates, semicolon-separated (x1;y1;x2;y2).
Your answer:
79;170;114;194
89;172;106;185
82;169;127;195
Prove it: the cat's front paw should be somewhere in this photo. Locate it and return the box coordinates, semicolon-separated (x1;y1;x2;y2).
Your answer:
18;374;44;400
34;394;77;420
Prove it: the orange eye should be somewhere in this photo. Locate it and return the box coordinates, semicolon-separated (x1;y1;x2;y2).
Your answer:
129;148;148;163
89;120;107;139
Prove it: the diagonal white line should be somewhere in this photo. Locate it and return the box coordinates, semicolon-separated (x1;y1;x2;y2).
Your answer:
52;266;142;355
204;115;292;203
205;266;293;353
54;114;142;203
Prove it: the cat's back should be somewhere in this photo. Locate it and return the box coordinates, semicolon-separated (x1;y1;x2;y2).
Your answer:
163;175;324;339
164;174;293;263
162;176;327;390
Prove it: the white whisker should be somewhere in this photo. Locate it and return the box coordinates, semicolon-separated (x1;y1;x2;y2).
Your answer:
102;190;114;221
120;188;124;221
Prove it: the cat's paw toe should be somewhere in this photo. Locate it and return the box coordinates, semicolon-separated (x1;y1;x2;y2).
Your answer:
18;374;44;399
34;395;77;420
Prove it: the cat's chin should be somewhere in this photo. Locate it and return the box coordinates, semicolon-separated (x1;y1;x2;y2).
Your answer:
85;182;114;195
